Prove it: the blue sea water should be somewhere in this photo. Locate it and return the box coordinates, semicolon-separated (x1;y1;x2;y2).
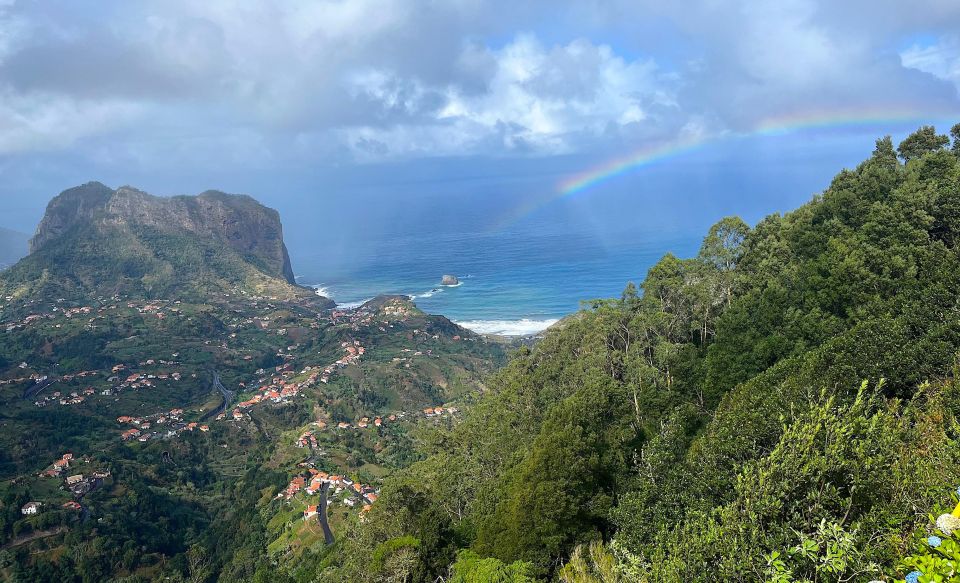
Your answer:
292;222;701;335
276;130;884;335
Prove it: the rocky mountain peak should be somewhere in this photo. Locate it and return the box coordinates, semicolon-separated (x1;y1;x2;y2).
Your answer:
30;184;296;284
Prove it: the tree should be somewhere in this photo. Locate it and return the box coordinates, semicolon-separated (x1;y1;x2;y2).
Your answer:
699;216;749;273
448;551;536;583
697;216;749;307
557;541;621;583
952;122;960;155
897;125;949;162
873;135;898;165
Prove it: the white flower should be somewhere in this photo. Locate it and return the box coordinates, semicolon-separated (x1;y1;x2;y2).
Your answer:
937;513;960;535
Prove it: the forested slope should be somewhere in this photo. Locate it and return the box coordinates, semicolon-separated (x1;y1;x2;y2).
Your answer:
315;124;960;582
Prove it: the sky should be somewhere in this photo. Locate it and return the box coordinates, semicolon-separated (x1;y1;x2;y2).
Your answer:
1;0;960;254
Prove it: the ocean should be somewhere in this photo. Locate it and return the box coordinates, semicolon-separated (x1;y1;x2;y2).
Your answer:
292;222;701;336
272;130;854;336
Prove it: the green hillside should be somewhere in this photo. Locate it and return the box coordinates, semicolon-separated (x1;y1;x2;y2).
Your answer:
0;184;508;582
0;184;314;305
320;125;960;582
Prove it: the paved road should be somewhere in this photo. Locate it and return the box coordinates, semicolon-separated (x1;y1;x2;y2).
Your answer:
22;376;59;400
201;371;235;420
318;482;334;545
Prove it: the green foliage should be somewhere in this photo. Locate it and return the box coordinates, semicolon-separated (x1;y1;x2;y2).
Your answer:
557;541;623;583
899;532;960;583
327;123;960;582
763;519;881;583
449;550;536;583
370;535;421;576
898;125;950;162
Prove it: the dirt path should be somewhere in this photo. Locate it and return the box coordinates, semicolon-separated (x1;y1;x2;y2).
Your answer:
1;526;67;550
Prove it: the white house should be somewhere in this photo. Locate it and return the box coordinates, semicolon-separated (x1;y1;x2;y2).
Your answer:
21;502;42;515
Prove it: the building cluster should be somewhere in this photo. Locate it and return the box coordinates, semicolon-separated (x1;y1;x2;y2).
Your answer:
233;340;365;417
296;431;319;449
117;408;208;441
16;360;185;408
2;297;185;336
278;469;381;518
33;386;97;407
327;308;377;331
64;471;110;498
38;453;76;478
110;367;184;395
330;405;458;432
31;452;112;513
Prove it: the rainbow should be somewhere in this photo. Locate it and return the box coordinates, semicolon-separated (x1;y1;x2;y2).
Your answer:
558;133;708;197
753;105;957;137
489;106;959;231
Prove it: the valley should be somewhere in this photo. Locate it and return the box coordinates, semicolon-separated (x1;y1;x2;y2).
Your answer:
0;187;506;581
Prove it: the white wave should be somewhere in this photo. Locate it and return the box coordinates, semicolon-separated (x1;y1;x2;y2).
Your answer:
411;287;443;299
312;285;333;298
454;318;559;336
336;298;374;310
441;281;463;288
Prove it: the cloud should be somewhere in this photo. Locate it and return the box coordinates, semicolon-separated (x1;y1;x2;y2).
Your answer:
0;90;144;155
338;34;675;158
902;36;960;92
0;0;958;164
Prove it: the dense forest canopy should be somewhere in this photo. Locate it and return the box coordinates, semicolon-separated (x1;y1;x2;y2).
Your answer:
313;124;960;582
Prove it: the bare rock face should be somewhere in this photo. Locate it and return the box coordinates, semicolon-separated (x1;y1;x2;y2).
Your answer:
441;274;459;286
30;183;296;284
29;182;114;252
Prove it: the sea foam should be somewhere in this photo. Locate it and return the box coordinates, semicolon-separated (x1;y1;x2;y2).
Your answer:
454;318;559;336
336;298;374;309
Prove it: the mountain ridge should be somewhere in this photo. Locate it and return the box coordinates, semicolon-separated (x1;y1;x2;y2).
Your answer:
2;183;319;304
30;182;296;283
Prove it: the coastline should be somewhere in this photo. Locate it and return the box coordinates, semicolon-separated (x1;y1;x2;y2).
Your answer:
309;282;562;337
451;318;559;336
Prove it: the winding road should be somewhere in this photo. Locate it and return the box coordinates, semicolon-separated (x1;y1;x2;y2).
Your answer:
200;371;235;420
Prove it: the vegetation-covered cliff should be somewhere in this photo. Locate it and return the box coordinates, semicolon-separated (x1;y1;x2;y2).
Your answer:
2;183;310;304
315;124;960;582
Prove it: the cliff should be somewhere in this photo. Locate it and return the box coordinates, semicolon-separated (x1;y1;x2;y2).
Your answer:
30;183;296;283
2;183;321;303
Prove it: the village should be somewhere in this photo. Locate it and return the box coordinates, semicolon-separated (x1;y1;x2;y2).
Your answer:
282;403;461;524
22;452;113;518
1;296;185;336
278;469;380;520
228;339;366;420
3;290;482;549
117;407;210;441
